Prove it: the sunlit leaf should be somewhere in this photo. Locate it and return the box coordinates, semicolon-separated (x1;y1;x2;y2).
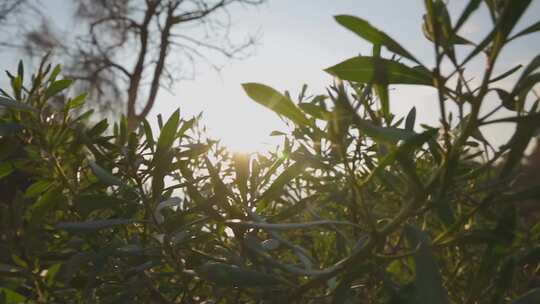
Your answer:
325;56;433;86
242;83;311;126
259;161;306;202
233;152;250;201
153;110;180;198
335;15;420;64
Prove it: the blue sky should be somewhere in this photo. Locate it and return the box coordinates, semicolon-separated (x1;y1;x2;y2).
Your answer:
1;0;539;152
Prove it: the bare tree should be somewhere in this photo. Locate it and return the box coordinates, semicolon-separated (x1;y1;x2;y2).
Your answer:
3;0;266;129
0;0;43;49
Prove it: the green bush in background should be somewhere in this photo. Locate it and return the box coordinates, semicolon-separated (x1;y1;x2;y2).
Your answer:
1;0;540;303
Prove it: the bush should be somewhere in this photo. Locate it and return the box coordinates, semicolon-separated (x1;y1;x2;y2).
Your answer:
1;1;540;303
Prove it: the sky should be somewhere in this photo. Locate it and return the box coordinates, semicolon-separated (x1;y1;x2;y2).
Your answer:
1;0;540;152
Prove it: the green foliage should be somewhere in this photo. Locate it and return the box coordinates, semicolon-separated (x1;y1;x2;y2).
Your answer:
1;1;540;303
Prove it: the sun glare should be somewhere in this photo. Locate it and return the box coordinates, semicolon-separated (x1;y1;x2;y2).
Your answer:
219;132;277;154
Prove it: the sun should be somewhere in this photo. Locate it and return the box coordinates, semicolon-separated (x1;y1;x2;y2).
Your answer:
219;132;276;155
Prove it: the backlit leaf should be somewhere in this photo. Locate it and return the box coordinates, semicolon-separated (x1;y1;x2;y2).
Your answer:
242;83;311;126
325;56;433;86
335;15;420;64
405;225;449;304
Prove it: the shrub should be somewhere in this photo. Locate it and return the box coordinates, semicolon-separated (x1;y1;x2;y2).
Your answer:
1;1;540;303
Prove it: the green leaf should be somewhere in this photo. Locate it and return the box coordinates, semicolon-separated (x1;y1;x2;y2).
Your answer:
332;280;356;304
463;0;532;65
24;180;52;198
511;288;540;304
195;262;284;287
67;93;87;109
87;119;109;137
26;187;65;226
74;194;127;218
335;15;420;64
0;96;35;111
490;64;522;83
500;185;540;202
156;109;180;153
45;79;73;99
521;55;540;79
233;152;250;201
0;288;26;303
56;219;133;233
405;107;416;131
176;143;211;159
226;219;360;230
260;161;306;202
510;20;540;41
48;64;62;82
325;56;433;86
405;225;449;304
298;102;330;120
0;162;14;179
11;76;22;100
242;83;311;126
17;60;24;81
499;114;538;178
270;130;287;136
89;161;122;186
142;119;155;148
453;0;482;33
153;110;180;198
353;115;417;144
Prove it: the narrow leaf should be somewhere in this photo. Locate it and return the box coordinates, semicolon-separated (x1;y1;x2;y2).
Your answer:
325;56;433;86
45;79;73;99
405;225;449;304
89;161;122;186
0;96;35;111
405;107;417;131
335;15;420;64
509;20;540;41
56;219;133;233
242;83;311;126
195;262;284;287
260;161;306;202
511;288;540;304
